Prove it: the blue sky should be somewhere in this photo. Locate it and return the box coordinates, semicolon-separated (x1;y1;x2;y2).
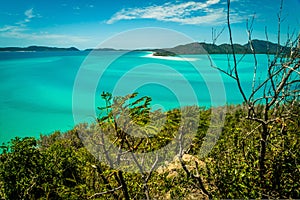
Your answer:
0;0;299;49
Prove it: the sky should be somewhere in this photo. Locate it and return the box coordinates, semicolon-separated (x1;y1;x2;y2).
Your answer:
0;0;299;49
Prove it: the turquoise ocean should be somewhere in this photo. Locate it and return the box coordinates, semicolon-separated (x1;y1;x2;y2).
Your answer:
0;51;269;144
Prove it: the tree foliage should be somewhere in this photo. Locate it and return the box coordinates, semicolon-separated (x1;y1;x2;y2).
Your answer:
0;93;299;199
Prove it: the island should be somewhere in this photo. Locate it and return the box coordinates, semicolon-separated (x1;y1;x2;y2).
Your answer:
0;46;80;52
0;40;290;55
162;40;289;55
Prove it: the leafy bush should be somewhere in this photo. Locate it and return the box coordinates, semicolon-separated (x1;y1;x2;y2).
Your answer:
0;94;299;199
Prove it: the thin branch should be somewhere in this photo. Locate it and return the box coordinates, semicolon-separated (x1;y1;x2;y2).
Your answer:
227;0;248;103
208;54;237;80
145;153;159;183
212;27;225;45
244;124;262;139
89;186;123;199
94;164;119;199
248;62;288;101
246;14;259;99
276;0;284;56
268;63;300;107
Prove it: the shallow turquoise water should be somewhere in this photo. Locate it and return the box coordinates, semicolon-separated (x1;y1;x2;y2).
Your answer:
0;51;269;144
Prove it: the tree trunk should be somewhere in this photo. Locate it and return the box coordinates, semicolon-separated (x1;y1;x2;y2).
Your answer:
259;123;268;196
118;171;130;200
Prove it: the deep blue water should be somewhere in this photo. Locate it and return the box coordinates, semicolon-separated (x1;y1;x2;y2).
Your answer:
0;51;269;144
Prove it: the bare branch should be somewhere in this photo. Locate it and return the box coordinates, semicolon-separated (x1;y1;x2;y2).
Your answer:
227;0;248;103
268;63;300;107
208;54;237;80
276;0;284;56
89;186;123;199
246;14;259;100
212;27;225;45
145;153;159;183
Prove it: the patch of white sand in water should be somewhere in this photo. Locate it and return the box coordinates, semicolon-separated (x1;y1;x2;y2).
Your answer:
143;52;198;61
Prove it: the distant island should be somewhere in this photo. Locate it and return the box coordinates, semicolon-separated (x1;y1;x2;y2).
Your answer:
84;48;128;52
0;40;289;55
138;40;288;56
161;39;289;55
0;46;80;52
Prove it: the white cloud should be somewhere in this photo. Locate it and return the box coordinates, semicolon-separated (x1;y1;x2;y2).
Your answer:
25;8;35;19
106;0;243;25
5;9;40;42
17;8;39;25
0;28;90;46
0;25;25;32
0;8;89;47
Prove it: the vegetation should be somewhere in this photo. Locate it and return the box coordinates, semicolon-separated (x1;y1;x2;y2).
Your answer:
0;0;299;199
152;50;176;57
162;40;289;55
209;0;300;198
0;93;299;199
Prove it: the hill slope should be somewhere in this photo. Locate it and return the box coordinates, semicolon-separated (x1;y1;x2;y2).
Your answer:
164;40;286;54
